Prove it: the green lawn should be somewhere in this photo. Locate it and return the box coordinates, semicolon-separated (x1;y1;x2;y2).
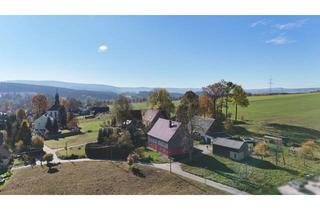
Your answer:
182;149;320;194
56;145;86;159
45;114;110;149
136;147;169;163
229;92;320;144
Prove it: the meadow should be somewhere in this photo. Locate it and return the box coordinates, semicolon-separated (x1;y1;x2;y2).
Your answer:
229;92;320;144
44;114;110;149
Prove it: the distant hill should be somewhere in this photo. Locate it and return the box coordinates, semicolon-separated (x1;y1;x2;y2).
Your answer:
4;80;320;97
0;82;118;100
246;87;320;94
8;80;200;94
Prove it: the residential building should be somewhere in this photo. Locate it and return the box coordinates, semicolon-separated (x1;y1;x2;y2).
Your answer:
147;118;193;156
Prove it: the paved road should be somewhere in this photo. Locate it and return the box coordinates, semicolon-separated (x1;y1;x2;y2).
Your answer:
150;162;249;195
194;144;212;155
12;145;95;170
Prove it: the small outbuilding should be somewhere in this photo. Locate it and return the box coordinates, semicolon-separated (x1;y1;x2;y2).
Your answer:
147;118;193;156
212;138;249;161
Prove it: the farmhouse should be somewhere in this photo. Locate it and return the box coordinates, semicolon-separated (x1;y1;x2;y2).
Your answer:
189;116;223;143
212;138;248;161
34;92;61;133
142;109;162;128
147;118;193;156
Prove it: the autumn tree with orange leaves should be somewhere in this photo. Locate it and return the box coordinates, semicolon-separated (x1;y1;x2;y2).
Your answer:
32;94;49;119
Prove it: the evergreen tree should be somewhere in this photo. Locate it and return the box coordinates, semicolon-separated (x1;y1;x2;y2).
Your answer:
45;118;53;133
19;120;32;147
59;105;67;128
97;128;105;144
52;119;59;133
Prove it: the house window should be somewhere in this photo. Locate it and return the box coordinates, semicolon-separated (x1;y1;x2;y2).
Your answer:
234;153;237;159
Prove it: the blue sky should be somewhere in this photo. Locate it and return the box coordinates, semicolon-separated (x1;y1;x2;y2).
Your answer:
0;16;319;89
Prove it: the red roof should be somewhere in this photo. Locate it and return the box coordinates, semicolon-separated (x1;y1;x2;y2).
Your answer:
147;118;181;142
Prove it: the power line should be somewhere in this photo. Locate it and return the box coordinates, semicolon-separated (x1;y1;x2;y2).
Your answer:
269;77;273;94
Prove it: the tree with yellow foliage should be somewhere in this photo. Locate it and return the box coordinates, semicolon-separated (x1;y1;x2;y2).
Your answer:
254;142;267;160
298;140;319;166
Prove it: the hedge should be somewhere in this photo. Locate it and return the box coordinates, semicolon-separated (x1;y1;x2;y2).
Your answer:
85;143;134;160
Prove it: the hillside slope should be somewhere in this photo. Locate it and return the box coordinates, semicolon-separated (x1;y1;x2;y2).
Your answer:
230;93;320;143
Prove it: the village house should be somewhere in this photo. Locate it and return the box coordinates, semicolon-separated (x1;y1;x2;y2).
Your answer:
142;109;162;128
34;92;61;133
189;116;225;143
147;118;193;156
212;137;249;161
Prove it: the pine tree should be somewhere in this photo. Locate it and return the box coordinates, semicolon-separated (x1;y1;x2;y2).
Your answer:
52;119;59;133
59;105;67;128
45;118;53;133
19;120;32;147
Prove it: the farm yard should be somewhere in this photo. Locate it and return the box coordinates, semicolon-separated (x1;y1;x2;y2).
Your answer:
0;161;227;195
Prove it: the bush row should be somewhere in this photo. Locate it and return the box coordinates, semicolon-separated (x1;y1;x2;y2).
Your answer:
85;143;134;160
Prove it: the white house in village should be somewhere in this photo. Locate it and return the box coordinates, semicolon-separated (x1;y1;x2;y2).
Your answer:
33;93;61;133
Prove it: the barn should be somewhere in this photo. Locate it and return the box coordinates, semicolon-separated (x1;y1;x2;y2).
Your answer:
147;118;193;156
212;138;249;161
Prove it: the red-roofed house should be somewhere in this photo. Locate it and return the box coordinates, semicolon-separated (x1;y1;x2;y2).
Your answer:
147;118;193;156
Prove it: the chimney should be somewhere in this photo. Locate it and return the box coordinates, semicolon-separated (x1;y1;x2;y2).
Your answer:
169;120;173;128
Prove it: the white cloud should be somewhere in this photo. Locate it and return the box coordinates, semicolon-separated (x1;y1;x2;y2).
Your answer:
273;19;307;30
250;19;268;28
265;35;295;45
98;44;108;53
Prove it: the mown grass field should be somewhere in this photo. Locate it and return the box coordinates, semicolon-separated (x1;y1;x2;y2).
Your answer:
229;92;320;144
0;161;227;195
45;114;111;149
182;148;320;194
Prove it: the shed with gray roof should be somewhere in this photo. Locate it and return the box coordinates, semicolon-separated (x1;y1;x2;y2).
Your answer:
212;138;249;161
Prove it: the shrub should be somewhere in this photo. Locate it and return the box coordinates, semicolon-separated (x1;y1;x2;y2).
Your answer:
85;142;134;160
135;147;145;158
32;135;44;150
224;119;233;131
15;140;24;153
43;153;53;165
